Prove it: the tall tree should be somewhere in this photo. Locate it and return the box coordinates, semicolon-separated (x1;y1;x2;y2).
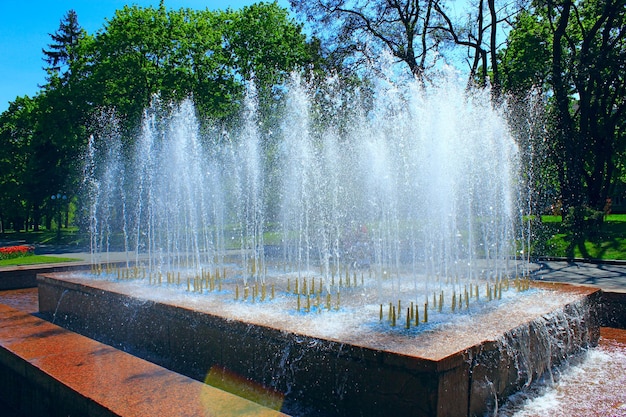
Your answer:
290;0;522;91
2;4;323;231
227;2;319;102
39;10;89;231
289;0;444;81
432;0;520;93
72;3;319;126
498;10;552;93
42;9;84;82
501;0;626;228
0;96;37;231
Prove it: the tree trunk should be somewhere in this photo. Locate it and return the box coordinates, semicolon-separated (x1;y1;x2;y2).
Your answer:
487;0;500;98
32;204;41;232
550;0;584;228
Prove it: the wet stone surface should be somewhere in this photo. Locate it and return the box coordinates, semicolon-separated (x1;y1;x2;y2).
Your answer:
0;288;287;417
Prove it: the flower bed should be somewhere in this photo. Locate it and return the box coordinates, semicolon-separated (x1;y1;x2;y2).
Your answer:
0;245;34;260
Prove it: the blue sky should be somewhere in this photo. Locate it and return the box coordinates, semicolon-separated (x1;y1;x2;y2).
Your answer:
0;0;290;113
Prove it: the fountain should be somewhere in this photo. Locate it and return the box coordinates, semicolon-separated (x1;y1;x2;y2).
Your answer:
38;71;601;416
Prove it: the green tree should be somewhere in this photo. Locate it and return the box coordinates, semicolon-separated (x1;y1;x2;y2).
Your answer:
501;0;626;231
35;86;88;231
39;10;89;232
2;3;323;232
0;10;90;232
289;0;445;81
499;10;552;93
73;4;184;126
42;9;85;83
0;73;84;234
0;96;37;231
227;2;320;104
72;3;320;127
171;8;239;118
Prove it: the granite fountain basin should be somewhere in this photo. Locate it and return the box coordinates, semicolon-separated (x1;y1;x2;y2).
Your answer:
37;273;600;417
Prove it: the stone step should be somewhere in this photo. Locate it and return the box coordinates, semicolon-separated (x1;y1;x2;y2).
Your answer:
0;303;288;417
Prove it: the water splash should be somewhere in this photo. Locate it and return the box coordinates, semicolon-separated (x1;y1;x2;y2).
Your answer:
497;334;626;417
84;71;522;302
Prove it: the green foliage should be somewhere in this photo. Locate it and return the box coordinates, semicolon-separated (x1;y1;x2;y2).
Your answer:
76;5;209;120
0;3;322;233
499;11;551;93
0;96;37;231
0;10;89;233
501;0;626;246
71;3;319;125
229;3;318;103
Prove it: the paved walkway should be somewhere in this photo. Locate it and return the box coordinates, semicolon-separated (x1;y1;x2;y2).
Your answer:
531;260;626;292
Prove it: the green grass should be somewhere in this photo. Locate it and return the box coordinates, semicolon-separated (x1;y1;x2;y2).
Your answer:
540;215;563;223
0;228;88;247
536;214;626;260
0;255;82;267
0;228;86;266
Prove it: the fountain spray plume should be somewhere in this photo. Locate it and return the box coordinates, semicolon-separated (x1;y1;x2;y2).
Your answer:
231;82;266;285
84;67;523;304
86;99;226;275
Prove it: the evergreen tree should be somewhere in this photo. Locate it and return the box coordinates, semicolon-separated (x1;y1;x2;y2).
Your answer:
42;9;84;79
36;10;88;231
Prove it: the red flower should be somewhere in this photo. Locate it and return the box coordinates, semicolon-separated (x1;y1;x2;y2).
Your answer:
0;245;34;260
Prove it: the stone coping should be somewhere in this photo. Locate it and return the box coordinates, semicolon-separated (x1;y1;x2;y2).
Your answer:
38;274;602;361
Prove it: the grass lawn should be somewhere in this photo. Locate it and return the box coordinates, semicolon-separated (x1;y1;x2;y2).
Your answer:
0;228;87;247
536;214;626;260
0;255;83;267
0;229;86;266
